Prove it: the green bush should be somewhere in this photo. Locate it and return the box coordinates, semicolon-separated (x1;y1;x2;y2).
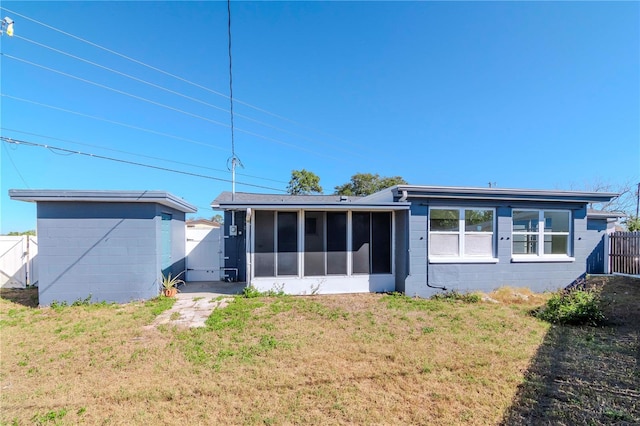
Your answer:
535;289;605;326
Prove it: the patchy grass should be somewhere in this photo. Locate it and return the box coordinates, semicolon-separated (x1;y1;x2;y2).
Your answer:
1;276;637;425
503;275;640;424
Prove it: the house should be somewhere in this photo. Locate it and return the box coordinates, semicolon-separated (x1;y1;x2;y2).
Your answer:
9;190;196;305
212;185;619;297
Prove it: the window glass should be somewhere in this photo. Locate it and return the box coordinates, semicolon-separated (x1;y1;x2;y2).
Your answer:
465;210;493;232
464;234;493;256
430;234;459;256
326;212;347;275
512;234;537;254
430;209;459;232
513;211;538;232
255;211;275;277
544;235;568;255
544;211;570;232
277;212;298;276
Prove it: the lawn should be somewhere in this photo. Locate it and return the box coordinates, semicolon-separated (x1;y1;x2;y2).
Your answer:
1;276;637;425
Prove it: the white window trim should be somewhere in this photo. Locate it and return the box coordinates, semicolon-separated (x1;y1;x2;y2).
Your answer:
511;209;573;261
428;207;497;262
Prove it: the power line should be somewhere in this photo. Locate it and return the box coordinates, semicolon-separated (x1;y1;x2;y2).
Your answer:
0;127;289;184
0;136;287;192
12;34;359;155
1;94;228;152
1;141;31;188
0;6;365;150
2;54;346;160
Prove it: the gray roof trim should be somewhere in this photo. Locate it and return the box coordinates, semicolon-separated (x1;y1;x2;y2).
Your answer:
212;202;409;211
212;191;364;205
9;189;197;213
587;209;626;219
392;185;619;203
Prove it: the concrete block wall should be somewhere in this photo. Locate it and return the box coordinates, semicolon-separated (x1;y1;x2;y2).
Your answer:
36;202;184;305
405;200;596;298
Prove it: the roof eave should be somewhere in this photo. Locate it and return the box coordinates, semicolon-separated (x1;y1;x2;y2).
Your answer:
9;189;197;213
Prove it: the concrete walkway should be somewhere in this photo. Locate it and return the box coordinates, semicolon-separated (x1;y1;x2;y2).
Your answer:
147;281;245;329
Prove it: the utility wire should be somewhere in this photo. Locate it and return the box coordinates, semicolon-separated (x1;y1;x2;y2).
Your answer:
2;54;345;160
0;136;287;192
1;94;228;152
0;6;364;150
11;34;360;155
1;141;31;188
0;127;289;184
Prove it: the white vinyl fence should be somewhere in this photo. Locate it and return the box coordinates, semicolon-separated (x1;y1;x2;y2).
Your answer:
0;236;38;288
185;227;223;281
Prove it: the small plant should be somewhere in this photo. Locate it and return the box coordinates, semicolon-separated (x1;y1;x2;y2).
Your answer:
431;290;481;303
161;271;185;297
534;288;605;326
242;285;262;298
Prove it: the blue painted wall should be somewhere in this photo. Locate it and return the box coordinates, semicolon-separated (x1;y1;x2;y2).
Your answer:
404;199;605;297
36;202;186;305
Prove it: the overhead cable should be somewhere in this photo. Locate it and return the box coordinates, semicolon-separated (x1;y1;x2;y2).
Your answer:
0;136;287;192
0;6;364;150
2;54;345;160
13;34;357;155
0;127;289;184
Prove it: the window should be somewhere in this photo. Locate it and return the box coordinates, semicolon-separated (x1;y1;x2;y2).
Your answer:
352;212;392;274
429;208;495;260
254;210;298;277
512;210;570;257
304;212;347;276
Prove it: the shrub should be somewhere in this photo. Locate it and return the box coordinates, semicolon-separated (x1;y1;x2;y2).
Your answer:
535;289;605;326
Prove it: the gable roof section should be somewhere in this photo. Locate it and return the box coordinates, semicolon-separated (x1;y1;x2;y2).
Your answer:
211;191;409;211
9;189;197;213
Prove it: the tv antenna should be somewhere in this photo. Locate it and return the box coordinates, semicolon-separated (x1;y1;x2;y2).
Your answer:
226;0;242;201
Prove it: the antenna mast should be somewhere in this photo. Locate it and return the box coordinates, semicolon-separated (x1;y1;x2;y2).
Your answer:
226;0;242;201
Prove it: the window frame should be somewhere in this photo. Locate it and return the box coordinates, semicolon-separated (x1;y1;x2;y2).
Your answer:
428;207;498;263
511;209;574;262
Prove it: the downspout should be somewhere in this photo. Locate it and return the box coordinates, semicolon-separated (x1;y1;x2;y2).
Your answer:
399;190;408;202
245;208;252;288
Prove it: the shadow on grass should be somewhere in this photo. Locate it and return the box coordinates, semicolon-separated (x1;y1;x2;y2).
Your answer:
501;276;640;425
0;287;38;308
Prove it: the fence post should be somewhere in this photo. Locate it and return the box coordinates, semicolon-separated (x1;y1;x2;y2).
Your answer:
604;232;610;275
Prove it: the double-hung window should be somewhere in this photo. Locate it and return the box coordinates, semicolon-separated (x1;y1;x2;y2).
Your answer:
512;210;571;259
429;208;495;262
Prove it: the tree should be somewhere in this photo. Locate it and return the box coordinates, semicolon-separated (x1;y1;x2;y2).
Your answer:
570;178;639;231
212;214;224;224
334;173;408;196
6;230;36;236
287;169;323;195
626;216;640;232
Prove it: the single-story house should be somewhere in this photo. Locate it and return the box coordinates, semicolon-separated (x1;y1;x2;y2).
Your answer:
9;189;196;305
212;185;619;297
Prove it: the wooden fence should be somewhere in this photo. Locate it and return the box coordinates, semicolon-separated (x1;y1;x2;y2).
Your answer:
608;232;640;276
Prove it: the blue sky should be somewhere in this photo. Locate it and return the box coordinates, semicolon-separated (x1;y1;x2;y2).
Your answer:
1;1;638;233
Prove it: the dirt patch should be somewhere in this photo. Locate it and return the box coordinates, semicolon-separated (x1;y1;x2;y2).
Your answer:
0;287;38;308
502;275;640;425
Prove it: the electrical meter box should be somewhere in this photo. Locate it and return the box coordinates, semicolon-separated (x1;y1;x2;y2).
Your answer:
229;225;238;236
